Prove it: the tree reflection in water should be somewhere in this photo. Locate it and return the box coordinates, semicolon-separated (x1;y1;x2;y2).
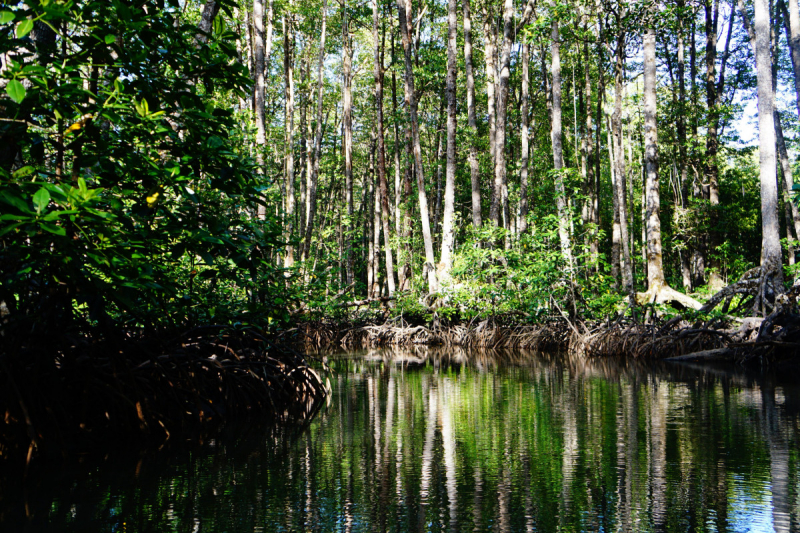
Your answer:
2;346;800;532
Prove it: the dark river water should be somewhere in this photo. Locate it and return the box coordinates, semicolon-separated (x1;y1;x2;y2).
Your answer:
2;347;800;532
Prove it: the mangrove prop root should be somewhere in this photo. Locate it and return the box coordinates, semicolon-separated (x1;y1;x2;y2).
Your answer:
0;329;328;463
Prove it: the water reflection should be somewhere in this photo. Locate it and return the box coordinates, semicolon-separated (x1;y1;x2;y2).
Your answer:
2;347;800;532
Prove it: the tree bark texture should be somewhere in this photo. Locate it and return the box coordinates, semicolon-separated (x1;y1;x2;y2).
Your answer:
643;26;665;290
342;8;354;285
397;0;437;293
754;0;784;290
519;42;530;235
463;0;482;227
551;20;573;269
302;0;327;263
439;0;458;275
283;15;296;268
373;0;396;295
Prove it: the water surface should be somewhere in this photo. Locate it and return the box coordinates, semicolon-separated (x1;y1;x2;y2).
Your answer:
2;347;800;532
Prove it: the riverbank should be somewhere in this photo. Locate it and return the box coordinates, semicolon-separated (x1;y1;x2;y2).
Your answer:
285;307;800;367
0;325;328;465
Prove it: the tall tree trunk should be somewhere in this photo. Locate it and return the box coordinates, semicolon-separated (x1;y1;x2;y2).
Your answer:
439;0;458;276
343;7;354;285
613;23;633;294
373;0;396;295
490;0;513;228
690;14;706;286
433;104;445;242
483;8;498;213
253;0;267;220
519;42;530;235
464;0;482;227
608;115;621;289
299;61;309;238
283;14;296;268
302;0;328;262
367;136;376;297
371;134;382;297
677;0;692;290
397;0;437;293
551;20;573;269
644;26;664;290
705;0;724;290
754;0;785;307
391;33;412;290
581;13;596;266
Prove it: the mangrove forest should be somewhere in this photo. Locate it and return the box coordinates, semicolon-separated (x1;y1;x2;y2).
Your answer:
3;0;800;529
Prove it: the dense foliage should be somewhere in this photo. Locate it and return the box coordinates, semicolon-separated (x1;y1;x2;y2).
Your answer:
1;0;798;341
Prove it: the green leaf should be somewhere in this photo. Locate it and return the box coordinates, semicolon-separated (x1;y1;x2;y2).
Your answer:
39;222;66;236
0;222;25;237
104;34;116;44
6;79;26;103
15;19;33;38
12;165;35;178
77;177;88;197
0;11;15;24
33;187;50;214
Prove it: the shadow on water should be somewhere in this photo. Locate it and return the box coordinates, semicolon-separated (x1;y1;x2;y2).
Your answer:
2;347;800;532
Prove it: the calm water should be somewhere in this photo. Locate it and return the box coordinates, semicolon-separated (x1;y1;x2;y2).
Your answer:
2;348;800;532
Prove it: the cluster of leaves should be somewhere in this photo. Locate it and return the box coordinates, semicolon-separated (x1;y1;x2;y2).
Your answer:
381;217;624;324
0;0;292;340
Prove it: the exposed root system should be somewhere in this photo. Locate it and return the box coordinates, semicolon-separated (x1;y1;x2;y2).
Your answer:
289;316;575;352
0;327;328;463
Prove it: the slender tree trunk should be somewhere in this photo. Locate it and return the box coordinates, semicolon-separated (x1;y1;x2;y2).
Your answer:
483;9;498;213
439;0;458;276
705;0;724;289
367;137;376;297
283;14;296;268
551;20;573;269
490;0;513;228
740;0;800;268
689;14;706;286
397;0;437;293
755;0;785;305
613;24;633;294
433;105;445;241
464;0;482;227
519;42;530;235
373;0;396;295
343;7;354;285
677;0;692;290
302;0;327;262
608;115;621;289
372;134;382;297
644;25;665;290
253;0;267;220
391;35;412;290
299;61;309;238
